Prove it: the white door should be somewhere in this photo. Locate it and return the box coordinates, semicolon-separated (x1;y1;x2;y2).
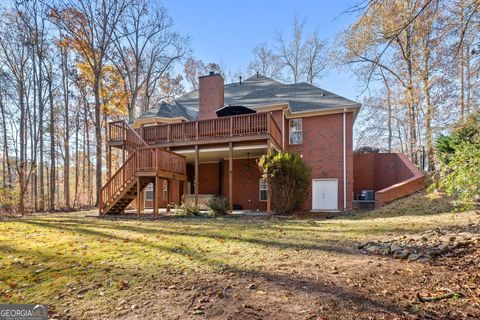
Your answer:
312;179;338;211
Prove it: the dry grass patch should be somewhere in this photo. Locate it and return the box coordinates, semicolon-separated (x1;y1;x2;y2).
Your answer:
0;193;478;319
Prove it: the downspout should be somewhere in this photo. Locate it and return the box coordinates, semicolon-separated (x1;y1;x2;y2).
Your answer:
343;108;347;211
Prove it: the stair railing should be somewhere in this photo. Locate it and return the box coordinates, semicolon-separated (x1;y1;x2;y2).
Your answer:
108;120;148;153
99;147;186;214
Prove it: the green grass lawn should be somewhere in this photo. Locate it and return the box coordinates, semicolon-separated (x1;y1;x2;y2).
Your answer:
0;192;477;319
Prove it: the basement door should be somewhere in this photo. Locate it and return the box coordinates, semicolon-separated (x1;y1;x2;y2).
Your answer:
312;179;338;211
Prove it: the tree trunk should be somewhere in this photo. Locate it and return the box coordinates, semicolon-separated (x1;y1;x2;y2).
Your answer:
38;53;45;212
61;48;70;210
18;79;26;215
48;68;55;212
94;75;102;207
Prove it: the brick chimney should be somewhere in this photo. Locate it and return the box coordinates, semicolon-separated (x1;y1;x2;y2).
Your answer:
198;72;224;120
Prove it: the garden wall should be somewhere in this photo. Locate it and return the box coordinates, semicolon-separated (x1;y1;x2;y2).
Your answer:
353;152;425;208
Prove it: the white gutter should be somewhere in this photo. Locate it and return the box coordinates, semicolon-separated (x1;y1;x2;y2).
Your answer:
343;108;347;211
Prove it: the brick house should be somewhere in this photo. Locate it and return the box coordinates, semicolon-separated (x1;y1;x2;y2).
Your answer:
100;73;423;215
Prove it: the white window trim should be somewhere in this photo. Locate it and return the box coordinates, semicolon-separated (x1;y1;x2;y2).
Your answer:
289;118;303;145
145;183;154;201
259;179;268;202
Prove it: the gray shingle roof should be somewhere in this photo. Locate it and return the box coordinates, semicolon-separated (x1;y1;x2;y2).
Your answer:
137;75;360;120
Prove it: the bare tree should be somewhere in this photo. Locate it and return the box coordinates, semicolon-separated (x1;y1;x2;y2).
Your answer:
0;10;31;214
248;43;283;79
112;0;188;121
304;32;327;84
275;17;306;84
50;0;130;206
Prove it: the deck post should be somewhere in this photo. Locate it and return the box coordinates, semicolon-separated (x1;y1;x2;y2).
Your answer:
154;177;160;216
166;180;171;212
107;145;112;179
180;180;186;205
266;139;272;213
194;145;199;207
228;142;233;213
136;177;141;218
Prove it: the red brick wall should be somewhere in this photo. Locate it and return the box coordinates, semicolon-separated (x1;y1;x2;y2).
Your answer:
198;163;220;194
144;160;265;211
353;153;376;192
144;179;181;209
199;74;224;120
222;159;267;211
286;112;354;211
353;152;425;207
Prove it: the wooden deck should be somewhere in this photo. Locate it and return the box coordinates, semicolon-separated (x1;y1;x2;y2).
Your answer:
108;112;283;150
105;113;280;214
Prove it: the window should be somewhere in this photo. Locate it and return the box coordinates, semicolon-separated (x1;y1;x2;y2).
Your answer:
163;180;168;200
289;118;303;144
145;183;153;201
259;179;268;201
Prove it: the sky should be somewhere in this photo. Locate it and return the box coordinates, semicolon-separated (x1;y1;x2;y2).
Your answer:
162;0;364;102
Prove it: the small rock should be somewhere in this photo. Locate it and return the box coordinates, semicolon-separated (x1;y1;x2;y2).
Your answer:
419;255;432;262
130;305;139;311
390;244;402;253
379;246;391;255
407;253;420;261
365;245;380;253
393;249;409;259
437;244;449;252
248;283;257;290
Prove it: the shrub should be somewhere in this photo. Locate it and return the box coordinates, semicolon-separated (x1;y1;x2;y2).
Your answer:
435;112;480;204
170;202;202;216
354;146;381;153
207;196;229;216
0;187;19;215
258;151;310;215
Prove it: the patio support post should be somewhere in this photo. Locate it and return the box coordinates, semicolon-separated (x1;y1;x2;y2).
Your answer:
228;142;233;212
266;139;272;213
166;180;171;212
136;177;141;218
154;176;160;216
140;189;145;213
195;145;199;206
179;181;184;204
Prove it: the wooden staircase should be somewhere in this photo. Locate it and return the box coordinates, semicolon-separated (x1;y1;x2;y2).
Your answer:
100;122;187;215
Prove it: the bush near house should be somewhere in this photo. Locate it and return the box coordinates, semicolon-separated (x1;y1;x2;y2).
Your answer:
258;151;310;215
435;112;480;204
207;196;229;216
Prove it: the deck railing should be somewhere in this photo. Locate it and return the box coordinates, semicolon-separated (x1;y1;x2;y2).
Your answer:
138;112;282;148
109;120;148;153
99;147;186;214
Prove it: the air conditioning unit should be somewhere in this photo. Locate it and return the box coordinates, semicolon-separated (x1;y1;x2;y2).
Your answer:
358;190;374;201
